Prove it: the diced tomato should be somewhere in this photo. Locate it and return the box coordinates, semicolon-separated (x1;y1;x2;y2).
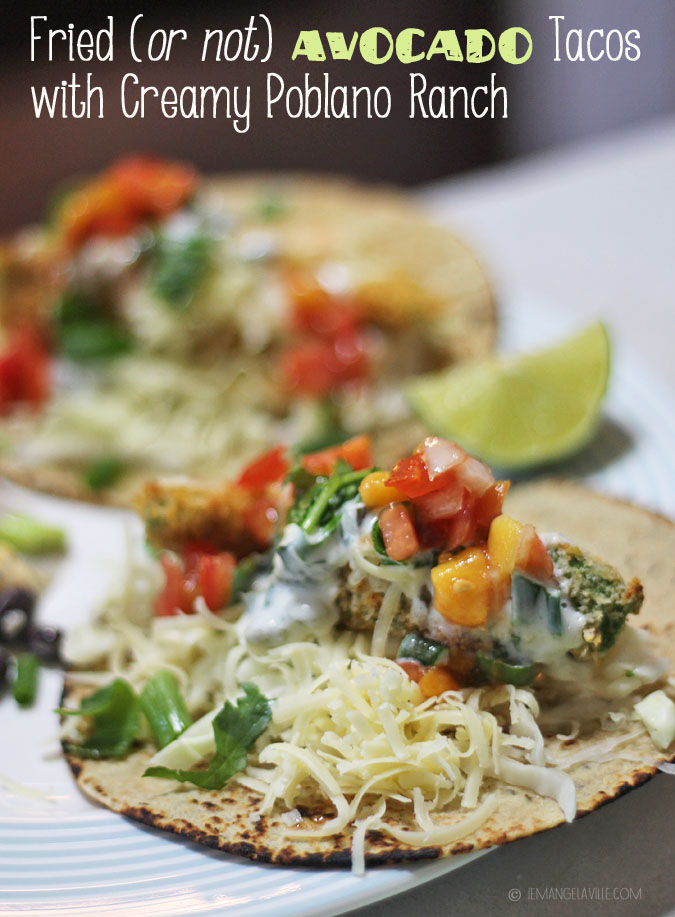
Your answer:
413;478;465;525
280;326;370;397
444;493;478;551
0;328;51;415
415;517;451;552
331;327;370;379
378;503;420;561
109;156;196;221
61;155;196;249
292;298;360;342
155;555;192;616
237;446;289;490
286;270;360;335
155;548;236;616
198;552;235;612
475;480;511;539
382;442;512;555
386;453;437;499
302;434;373;477
280;269;371;399
180;541;217;568
61;180;138;249
280;340;336;397
397;659;426;683
243;496;280;546
299;300;358;338
516;524;555;583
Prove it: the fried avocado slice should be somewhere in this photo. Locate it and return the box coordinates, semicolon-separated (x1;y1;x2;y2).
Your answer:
549;542;643;657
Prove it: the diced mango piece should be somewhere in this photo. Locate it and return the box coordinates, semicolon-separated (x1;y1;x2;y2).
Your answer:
419;664;462;698
359;471;407;508
487;514;523;575
431;546;493;628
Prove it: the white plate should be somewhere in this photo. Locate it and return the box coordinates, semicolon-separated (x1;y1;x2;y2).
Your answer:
1;300;674;917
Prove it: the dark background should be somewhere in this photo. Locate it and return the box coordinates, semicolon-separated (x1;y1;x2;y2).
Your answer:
1;0;674;231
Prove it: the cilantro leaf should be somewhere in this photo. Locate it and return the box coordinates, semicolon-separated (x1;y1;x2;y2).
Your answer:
59;679;140;759
83;456;125;491
143;683;271;790
55;290;134;362
151;232;213;309
299;463;371;539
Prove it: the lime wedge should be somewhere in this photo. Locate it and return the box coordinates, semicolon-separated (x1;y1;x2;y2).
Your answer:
405;322;610;469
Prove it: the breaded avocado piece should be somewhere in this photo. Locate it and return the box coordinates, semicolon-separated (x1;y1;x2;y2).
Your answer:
549;542;643;655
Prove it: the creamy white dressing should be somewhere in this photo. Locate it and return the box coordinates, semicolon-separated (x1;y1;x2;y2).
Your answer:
510;596;585;669
240;517;611;670
239;521;349;645
238;497;433;647
515;542;587;671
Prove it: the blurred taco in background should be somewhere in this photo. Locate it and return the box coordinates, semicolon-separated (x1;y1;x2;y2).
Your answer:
0;156;495;505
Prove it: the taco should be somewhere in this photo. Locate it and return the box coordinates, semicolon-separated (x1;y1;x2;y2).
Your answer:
0;157;495;505
60;436;675;869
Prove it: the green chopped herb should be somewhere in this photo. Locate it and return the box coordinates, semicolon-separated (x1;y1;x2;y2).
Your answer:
83;457;125;491
298;460;371;540
0;514;66;555
151;232;213;309
139;670;192;749
59;679;140;759
55;290;134;362
12;653;39;706
55;288;97;325
397;633;448;667
476;651;534;687
60;321;133;362
286;468;321;524
143;683;271;789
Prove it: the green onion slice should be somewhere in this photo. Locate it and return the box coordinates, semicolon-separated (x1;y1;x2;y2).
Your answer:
13;653;39;706
139;670;193;749
0;514;66;555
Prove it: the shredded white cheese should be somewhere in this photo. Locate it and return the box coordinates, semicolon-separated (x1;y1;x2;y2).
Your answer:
370;583;401;657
